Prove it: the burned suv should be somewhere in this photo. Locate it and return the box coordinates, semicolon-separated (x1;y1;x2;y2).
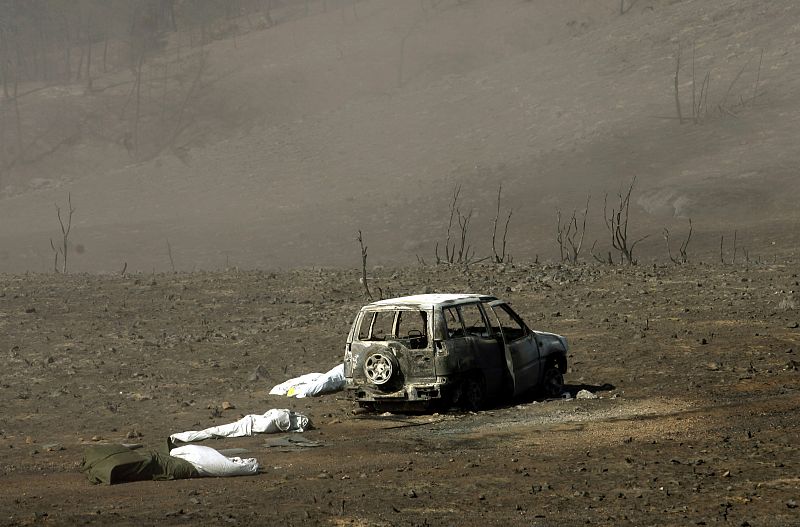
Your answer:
343;294;568;410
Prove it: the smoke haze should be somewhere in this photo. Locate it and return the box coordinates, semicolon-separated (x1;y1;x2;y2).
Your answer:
1;0;798;272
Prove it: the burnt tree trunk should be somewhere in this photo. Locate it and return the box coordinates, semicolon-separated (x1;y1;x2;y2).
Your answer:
84;20;92;91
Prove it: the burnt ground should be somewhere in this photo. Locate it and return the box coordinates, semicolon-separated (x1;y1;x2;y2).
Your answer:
1;262;799;526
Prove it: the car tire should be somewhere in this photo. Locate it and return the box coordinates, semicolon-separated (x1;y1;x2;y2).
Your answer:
541;364;565;398
363;351;399;387
460;374;487;411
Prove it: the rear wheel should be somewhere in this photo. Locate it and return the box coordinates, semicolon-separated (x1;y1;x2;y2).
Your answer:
460;375;486;411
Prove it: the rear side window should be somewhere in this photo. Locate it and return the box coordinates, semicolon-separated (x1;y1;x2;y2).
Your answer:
459;303;489;338
443;307;464;338
397;310;429;349
358;311;395;341
396;310;427;339
356;309;429;345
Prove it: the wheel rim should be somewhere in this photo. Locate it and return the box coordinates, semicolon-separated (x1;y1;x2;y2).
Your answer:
364;353;393;385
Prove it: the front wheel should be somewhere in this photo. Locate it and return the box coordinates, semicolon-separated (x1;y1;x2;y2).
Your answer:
541;365;564;398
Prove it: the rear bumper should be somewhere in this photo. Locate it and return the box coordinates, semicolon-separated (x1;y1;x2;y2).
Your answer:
347;380;445;403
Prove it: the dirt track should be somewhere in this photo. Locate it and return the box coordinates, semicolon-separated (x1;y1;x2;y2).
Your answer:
1;263;799;526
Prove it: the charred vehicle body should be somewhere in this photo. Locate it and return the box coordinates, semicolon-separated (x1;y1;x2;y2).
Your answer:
343;294;568;410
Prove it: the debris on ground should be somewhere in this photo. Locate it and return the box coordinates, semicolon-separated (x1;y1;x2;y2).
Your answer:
576;389;598;399
264;436;323;451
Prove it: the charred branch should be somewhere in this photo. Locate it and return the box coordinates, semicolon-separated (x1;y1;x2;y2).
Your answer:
663;218;692;264
491;184;513;264
50;193;75;274
357;230;373;301
603;178;648;265
435;184;475;266
557;195;590;264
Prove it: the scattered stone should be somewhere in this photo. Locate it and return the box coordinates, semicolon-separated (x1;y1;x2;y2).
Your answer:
786;500;798;509
24;307;36;314
707;362;721;371
221;401;235;411
247;365;269;382
788;322;799;329
43;443;64;452
126;429;143;439
576;389;598;400
406;489;417;498
127;392;153;401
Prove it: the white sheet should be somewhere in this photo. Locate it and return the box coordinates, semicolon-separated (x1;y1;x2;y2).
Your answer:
269;364;345;398
169;409;311;443
169;444;258;477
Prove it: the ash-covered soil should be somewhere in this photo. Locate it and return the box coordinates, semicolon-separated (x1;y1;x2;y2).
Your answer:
1;262;799;526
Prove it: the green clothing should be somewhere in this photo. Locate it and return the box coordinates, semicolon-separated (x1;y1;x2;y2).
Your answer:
81;444;199;485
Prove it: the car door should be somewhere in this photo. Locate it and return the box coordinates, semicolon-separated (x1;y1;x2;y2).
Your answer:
455;303;507;395
485;301;541;396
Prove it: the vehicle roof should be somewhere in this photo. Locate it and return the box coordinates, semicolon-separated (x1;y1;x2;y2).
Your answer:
364;293;498;310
